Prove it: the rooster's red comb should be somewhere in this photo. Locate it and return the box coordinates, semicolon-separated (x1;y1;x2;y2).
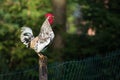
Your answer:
45;13;54;18
45;13;54;25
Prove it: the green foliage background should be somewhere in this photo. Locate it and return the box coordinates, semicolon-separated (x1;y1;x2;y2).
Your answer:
0;0;120;73
0;0;53;72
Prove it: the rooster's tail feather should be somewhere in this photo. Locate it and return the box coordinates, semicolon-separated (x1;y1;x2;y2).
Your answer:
20;27;34;47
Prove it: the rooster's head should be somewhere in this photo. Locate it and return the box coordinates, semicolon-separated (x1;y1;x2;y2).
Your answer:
45;13;54;25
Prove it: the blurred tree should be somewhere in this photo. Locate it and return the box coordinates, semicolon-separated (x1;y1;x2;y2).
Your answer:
62;0;120;60
50;0;66;61
52;0;66;49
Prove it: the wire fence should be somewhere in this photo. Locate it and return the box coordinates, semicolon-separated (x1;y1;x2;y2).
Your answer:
49;50;120;80
0;50;120;80
0;66;39;80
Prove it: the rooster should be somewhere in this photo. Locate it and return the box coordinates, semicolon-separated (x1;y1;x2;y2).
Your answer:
20;13;55;54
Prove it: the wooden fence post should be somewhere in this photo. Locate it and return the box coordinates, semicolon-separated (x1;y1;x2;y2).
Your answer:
38;53;48;80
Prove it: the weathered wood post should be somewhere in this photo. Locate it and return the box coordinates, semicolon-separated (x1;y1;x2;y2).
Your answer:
38;53;48;80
